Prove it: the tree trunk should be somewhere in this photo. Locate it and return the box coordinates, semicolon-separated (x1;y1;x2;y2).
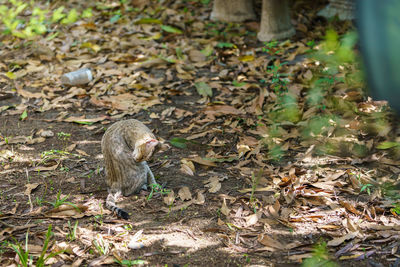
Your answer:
318;0;356;20
257;0;295;42
210;0;256;22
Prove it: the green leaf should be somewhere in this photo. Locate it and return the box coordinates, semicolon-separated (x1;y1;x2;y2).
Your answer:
52;6;65;22
73;121;94;125
61;9;78;24
33;23;47;34
134;18;162;24
110;14;120;24
376;141;400;149
195;81;212;97
232;80;246;87
160;25;183;34
6;71;16;79
46;32;59;41
216;42;236;49
201;45;214;57
20;110;28;120
81;8;93;18
169;137;189;149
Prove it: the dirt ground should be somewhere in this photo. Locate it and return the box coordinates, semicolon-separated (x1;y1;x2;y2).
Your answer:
1;0;400;266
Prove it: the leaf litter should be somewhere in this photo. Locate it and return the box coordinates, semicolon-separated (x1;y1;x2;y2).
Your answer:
0;0;399;266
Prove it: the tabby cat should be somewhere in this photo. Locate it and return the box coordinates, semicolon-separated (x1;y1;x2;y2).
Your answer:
101;119;158;219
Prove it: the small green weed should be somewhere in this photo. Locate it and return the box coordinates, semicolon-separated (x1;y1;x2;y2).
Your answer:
93;234;110;255
114;258;146;266
147;183;170;201
47;190;78;210
9;232;31;267
302;241;338;267
66;220;78;241
9;225;61;267
249;169;262;208
390;203;400;215
0;1;91;39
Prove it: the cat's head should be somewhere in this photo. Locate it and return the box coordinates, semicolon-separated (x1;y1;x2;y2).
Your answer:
132;137;159;162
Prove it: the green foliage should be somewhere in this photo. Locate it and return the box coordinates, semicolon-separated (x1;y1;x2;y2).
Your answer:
147;183;171;201
262;40;281;55
93;234;110;255
36;225;61;267
9;232;30;267
114;258;146;266
169;137;201;149
302;115;337;139
67;220;79;241
195;81;213;97
307;29;364;109
47;190;79;210
0;1;90;39
161;25;183;34
360;183;373;195
302;241;338;267
269;93;301;123
216;42;236;49
249;170;262;208
19;109;28;121
390;203;400;215
259;29;372;161
9;225;61;267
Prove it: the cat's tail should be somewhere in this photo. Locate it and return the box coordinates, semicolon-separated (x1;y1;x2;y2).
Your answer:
106;193;129;220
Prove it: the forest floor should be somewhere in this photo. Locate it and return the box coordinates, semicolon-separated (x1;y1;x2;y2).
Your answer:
1;0;400;266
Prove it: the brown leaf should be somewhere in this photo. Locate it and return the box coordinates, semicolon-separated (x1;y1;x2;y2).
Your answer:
64;115;109;124
339;200;362;215
32;162;59;172
220;198;230;216
45;204;88;218
257;234;285;250
204;176;221;193
204;105;244;119
24;183;40;195
190;156;217;167
266;200;280;218
193;191;205;205
188;50;206;63
245;213;259;226
180;159;195;176
163;190;175;206
178;186;192;201
327;232;358;247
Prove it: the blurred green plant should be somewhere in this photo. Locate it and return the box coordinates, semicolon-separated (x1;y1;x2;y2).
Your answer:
302;241;338;267
9;225;61;267
0;0;92;39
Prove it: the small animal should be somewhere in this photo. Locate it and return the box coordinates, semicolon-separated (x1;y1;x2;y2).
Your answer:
101;119;159;219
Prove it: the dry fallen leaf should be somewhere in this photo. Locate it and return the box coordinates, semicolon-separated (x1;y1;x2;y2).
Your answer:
178;186;192;201
163;190;175;206
204;176;221;193
245;213;259;226
45;204;88;218
257;234;285;250
180;159;195;176
24;183;40;195
193;191;205;205
190;156;217;167
327;232;359;247
220;198;230;216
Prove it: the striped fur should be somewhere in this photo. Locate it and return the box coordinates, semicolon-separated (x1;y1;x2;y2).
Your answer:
102;119;158;219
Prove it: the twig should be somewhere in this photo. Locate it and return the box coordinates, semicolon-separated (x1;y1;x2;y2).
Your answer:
25;168;33;213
